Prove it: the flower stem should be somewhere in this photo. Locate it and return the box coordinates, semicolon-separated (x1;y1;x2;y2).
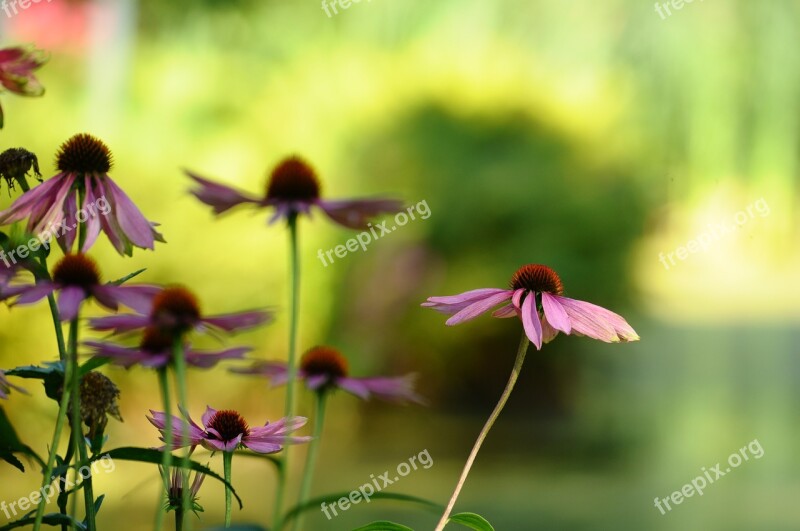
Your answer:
154;368;173;531
223;451;233;528
171;339;191;531
175;507;183;531
433;333;530;531
67;318;96;531
37;255;66;361
273;213;300;530
292;391;327;531
32;360;74;531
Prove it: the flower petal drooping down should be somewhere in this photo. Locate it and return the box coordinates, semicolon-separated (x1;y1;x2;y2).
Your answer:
422;264;639;349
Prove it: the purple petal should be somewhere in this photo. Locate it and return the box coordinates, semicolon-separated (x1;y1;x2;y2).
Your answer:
241;440;283;454
339;374;425;404
98;178;130;255
88;314;150;333
186;170;263;214
185;347;250;369
201;406;217;428
80;175;103;252
305;374;329;390
521;291;543;350
492;304;518;318
540;315;559;344
57;286;87;321
229;361;291;386
554;296;639;342
423;288;511;315
0;174;67;225
147;410;205;449
444;291;514;326
541;292;571;334
317;198;404;230
95;284;160;314
57;192;78;252
104;176;157;249
9;282;56;304
201;309;273;332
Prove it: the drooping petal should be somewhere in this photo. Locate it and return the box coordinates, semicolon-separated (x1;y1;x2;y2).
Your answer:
84;340;167;369
185;347;250;369
422;288;511;315
339;374;425;404
317;198;404;230
445;290;514;326
520;291;543;350
5;282;56;305
541;292;571;334
104;176;158;250
80;174;103;252
200;406;217;428
305;374;329;390
57;192;78;252
229;361;292;387
57;286;87;321
0;173;66;225
554;296;638;343
540;315;559;344
240;440;282;454
97;178;130;255
492;304;518;318
185;171;263;214
94;284;161;314
147;410;205;449
200;310;273;333
88;314;150;333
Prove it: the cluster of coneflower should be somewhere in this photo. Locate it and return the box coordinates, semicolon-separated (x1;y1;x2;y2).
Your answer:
0;45;638;531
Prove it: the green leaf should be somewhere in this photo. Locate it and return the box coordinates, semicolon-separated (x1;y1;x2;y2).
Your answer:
352;521;414;531
0;406;45;471
447;512;495;531
6;363;65;402
51;447;244;509
78;356;111;376
232;448;283;470
283;492;442;525
0;512;87;530
110;268;146;286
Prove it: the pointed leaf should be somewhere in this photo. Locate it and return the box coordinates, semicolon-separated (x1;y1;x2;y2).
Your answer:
447;512;495;531
283;492;442;525
352;522;414;531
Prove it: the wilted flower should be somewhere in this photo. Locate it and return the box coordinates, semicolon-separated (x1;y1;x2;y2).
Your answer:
160;465;206;515
0;369;26;399
0;147;41;194
0;133;164;255
0;253;159;320
187;156;403;229
233;345;425;404
0;46;46;129
85;326;250;369
88;285;271;336
423;264;639;349
147;407;311;454
78;371;123;440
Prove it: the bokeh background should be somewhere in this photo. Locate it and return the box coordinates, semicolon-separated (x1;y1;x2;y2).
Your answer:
1;0;799;529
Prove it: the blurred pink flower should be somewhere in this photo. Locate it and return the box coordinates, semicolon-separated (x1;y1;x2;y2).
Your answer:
0;370;26;399
148;407;311;454
232;345;425;404
0;253;159;321
423;264;639;350
186;156;403;230
0;46;46;128
0;133;164;255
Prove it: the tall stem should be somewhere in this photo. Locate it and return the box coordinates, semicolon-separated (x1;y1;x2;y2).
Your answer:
68;318;96;531
171;340;191;531
36;256;66;361
223;451;233;527
273;213;300;530
32;358;74;531
433;333;530;531
292;391;327;531
154;369;173;531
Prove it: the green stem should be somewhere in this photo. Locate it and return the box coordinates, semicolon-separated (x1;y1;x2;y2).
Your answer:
17;178;31;193
175;508;183;531
154;369;173;531
32;363;73;531
273;213;300;530
57;438;75;531
223;452;233;528
36;255;66;361
292;391;327;531
171;339;191;531
67;319;96;531
433;333;530;531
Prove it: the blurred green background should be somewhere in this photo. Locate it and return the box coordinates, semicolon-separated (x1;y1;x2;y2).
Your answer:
1;0;799;529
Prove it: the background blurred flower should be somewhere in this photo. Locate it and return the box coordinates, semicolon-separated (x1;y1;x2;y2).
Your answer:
0;46;46;129
187;156;403;229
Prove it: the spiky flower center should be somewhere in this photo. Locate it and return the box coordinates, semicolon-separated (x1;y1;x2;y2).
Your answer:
206;410;249;442
300;346;349;380
79;371;122;439
56;133;113;174
52;254;101;290
150;287;201;334
139;327;174;353
265;156;320;201
510;264;564;295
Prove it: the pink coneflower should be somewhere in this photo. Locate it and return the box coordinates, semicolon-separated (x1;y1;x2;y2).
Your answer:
85;326;250;369
0;46;46;129
148;407;311;454
0;253;159;320
233;345;425;404
423;264;639;350
186;156;403;229
0;370;26;399
0;133;164;255
88;285;272;336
